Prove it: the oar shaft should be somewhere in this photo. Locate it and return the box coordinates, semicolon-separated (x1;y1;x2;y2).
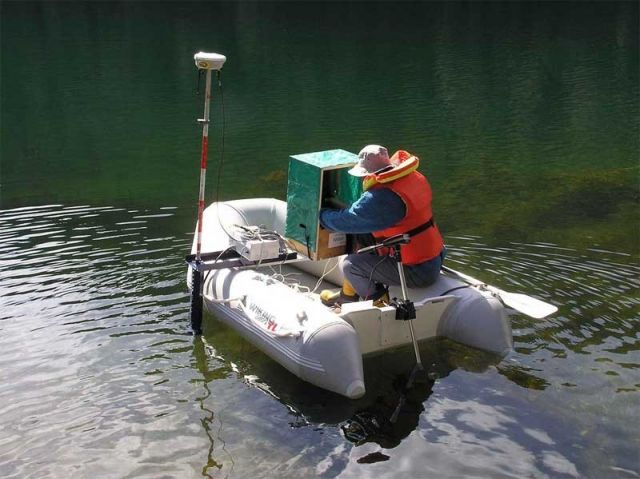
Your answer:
441;265;558;319
442;265;483;287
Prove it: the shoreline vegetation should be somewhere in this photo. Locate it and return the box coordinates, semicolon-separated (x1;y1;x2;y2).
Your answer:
2;164;637;258
438;165;640;256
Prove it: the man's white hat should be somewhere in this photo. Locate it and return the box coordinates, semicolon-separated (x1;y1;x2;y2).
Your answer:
348;145;391;177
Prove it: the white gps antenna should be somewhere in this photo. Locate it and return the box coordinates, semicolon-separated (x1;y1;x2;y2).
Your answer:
194;52;226;71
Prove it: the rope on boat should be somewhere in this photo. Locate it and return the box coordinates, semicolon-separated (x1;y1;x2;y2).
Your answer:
310;257;340;294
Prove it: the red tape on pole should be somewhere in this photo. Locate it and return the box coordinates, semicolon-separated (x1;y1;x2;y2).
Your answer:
200;136;208;169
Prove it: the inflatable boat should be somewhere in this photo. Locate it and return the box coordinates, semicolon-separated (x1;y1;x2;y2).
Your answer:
187;198;515;399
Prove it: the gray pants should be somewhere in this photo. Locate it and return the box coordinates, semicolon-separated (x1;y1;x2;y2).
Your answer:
343;249;445;299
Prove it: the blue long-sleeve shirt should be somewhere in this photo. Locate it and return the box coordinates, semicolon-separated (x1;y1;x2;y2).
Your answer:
319;188;406;233
320;186;445;280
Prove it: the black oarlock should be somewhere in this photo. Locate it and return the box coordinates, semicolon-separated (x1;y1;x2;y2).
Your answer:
391;298;416;321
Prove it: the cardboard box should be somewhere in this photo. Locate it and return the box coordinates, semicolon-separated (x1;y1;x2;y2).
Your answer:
284;149;362;260
287;228;347;260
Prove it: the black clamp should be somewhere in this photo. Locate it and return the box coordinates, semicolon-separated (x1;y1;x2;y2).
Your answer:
391;298;416;321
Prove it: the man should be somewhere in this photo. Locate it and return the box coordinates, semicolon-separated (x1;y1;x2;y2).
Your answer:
319;144;446;306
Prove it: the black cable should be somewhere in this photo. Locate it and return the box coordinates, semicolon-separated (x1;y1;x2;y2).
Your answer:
214;71;225;206
299;224;311;259
439;285;470;296
363;254;391;300
196;69;202;95
202;246;236;285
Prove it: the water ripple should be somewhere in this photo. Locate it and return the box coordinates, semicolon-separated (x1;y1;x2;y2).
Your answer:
1;205;638;479
0;204;201;477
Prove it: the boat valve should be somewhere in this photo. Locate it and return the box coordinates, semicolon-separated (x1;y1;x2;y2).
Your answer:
296;310;308;324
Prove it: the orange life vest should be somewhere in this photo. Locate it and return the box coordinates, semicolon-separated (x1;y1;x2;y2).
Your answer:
367;151;444;265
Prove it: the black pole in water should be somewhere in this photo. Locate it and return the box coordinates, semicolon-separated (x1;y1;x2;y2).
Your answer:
190;265;203;335
389;242;424;424
356;234;427;423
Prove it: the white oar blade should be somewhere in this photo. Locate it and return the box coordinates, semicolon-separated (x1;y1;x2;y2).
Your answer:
442;266;559;319
497;290;558;319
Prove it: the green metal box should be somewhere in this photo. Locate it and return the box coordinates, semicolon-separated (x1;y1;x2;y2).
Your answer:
285;149;362;260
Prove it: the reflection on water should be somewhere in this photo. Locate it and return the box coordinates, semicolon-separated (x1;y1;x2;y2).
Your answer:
0;205;199;478
1;206;638;478
192;338;230;478
1;0;637;476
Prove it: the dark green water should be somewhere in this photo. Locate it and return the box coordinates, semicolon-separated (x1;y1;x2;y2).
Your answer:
1;2;638;478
